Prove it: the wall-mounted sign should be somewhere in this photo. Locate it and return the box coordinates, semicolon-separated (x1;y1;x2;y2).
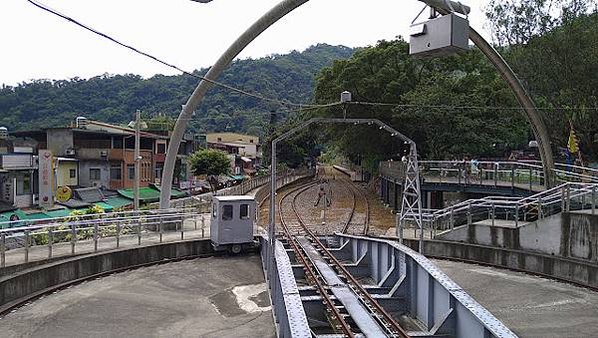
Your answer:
56;186;72;202
38;149;54;208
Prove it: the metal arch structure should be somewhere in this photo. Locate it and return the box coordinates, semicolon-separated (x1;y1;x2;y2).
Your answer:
159;0;555;209
268;117;424;255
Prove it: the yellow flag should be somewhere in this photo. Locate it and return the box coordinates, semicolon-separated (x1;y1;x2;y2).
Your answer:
568;128;579;153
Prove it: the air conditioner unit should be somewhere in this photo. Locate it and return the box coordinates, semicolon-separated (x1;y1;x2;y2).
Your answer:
100;150;108;157
65;148;76;156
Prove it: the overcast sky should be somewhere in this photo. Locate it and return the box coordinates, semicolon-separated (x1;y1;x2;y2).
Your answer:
1;0;492;86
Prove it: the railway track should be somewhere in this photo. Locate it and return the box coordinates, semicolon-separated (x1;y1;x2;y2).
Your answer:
278;179;410;337
340;178;370;235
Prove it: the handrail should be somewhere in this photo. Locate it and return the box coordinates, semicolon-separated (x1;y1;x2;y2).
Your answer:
403;182;598;233
417;160;598;192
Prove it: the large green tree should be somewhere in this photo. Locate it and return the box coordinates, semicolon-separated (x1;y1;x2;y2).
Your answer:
311;39;528;169
486;2;598;160
188;149;231;192
485;0;594;46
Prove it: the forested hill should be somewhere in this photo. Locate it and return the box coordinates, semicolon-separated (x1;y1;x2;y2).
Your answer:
0;44;354;136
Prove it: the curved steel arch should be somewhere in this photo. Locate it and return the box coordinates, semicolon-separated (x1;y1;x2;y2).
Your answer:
160;0;555;208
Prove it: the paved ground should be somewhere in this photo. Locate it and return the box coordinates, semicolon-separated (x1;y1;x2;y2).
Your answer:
433;259;598;338
0;255;275;338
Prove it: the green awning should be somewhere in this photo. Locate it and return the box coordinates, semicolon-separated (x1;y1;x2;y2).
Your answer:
94;202;114;212
105;196;133;209
117;187;160;202
151;185;187;198
44;209;72;218
230;175;246;181
171;188;187;198
23;212;50;220
0;211;25;229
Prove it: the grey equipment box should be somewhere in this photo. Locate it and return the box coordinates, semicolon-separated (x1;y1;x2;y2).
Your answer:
210;195;256;251
409;13;469;58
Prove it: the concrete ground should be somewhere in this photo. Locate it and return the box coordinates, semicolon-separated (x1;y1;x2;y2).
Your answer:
0;255;275;338
433;259;598;338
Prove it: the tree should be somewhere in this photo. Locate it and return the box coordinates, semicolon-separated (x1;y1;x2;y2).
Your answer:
485;1;598;159
311;39;528;166
0;44;354;140
485;0;594;46
188;149;231;192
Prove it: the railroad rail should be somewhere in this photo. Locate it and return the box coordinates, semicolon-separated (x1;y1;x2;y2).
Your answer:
278;180;410;337
341;178;370;235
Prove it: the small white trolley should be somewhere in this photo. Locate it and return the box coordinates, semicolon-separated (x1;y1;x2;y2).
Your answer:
210;195;257;254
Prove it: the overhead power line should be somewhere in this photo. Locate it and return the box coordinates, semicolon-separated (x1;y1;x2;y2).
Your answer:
27;1;595;117
348;101;598;111
26;0;330;109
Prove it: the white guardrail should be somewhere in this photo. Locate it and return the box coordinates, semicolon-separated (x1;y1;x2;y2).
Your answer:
405;182;598;235
419;160;598;190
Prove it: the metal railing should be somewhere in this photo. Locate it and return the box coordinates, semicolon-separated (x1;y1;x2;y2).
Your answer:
0;168;314;269
419;160;547;191
408;182;598;236
419;160;598;192
0;207;209;268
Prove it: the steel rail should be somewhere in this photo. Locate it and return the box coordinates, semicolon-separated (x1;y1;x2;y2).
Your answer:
289;180;411;338
339;178;370;235
278;182;355;337
331;166;371;235
341;182;357;234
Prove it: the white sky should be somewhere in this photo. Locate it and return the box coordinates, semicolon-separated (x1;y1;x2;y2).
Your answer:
1;0;492;86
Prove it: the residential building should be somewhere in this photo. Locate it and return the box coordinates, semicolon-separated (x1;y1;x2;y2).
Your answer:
12;117;198;191
0;131;38;209
206;132;262;175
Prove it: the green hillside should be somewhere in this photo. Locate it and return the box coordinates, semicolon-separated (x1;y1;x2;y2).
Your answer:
0;44;354;137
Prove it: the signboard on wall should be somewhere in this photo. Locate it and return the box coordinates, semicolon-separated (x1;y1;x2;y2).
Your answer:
56;186;72;202
38;149;54;208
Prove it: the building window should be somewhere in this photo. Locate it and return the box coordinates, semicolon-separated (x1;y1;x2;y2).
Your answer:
110;164;122;180
250;139;254;143
217;137;222;142
90;168;101;181
17;175;31;195
222;205;233;221
240;204;249;220
155;165;163;181
112;137;123;149
157;143;166;154
69;169;76;179
127;165;135;180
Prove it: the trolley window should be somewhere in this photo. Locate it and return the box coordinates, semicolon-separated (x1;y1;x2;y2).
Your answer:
222;205;233;221
240;204;249;219
212;203;217;218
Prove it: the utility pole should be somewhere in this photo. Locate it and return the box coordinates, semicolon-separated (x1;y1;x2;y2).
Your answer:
134;110;141;210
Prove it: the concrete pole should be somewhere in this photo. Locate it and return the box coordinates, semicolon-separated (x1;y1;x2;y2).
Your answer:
134;110;141;210
159;0;309;209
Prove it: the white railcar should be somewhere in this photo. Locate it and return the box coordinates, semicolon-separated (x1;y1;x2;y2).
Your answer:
210;195;257;254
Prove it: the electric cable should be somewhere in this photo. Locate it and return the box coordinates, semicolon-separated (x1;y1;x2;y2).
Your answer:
26;0;331;109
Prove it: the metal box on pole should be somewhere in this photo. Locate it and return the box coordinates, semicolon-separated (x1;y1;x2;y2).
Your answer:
409;13;469;58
